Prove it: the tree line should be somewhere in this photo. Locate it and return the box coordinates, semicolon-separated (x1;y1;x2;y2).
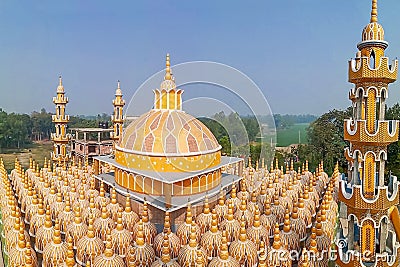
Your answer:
0;108;110;149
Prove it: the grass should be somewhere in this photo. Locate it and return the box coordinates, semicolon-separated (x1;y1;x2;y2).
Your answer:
0;141;53;171
276;123;309;147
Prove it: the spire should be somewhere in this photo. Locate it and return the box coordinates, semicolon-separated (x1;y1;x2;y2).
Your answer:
57;75;64;93
371;0;378;23
165;53;172;80
115;80;122;96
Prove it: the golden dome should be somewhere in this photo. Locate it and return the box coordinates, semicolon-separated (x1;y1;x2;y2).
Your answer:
43;223;68;267
260;198;277;238
237;180;249;200
361;0;385;42
5;216;30;252
229;183;241;209
58;236;78;267
248;190;262;214
126;219;156;267
66;206;88;249
178;222;208;267
271;191;285;226
305;233;328;266
208;230;240;267
228;215;258;266
320;204;334;240
82;193;101;224
219;199;240;243
25;193;39;224
9;230;38;267
200;209;222;258
110;208;132;257
176;204;201;246
74;185;89;211
85;179;99;199
76;216;105;265
93;234;125;267
132;202;157;245
94;182;110;209
234;196;253;228
246;205;268;250
298;248;310;267
151;234;181;267
279;187;293;212
121;196;139;233
267;223;292;267
153;211;180;259
309;216;331;254
214;190;228;223
51;192;66;220
35;207;55;253
106;188;121;222
297;193;313;228
93;202;115;242
195;196;213;234
290;201;307;242
280;208;300;253
257;181;268;206
257;241;268;267
117;55;220;165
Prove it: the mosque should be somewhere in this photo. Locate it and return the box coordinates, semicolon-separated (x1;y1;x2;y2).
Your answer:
0;0;398;266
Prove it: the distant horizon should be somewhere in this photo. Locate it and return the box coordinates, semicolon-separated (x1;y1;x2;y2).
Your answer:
1;1;399;116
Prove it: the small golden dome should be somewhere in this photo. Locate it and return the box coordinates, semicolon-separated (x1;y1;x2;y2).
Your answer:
93;202;115;242
306;232;328;266
94;182;110;209
93;233;125;267
298;193;313;228
5;216;30;252
290;201;307;242
298;248;310;267
267;223;292;267
219;199;240;243
35;207;55;253
85;179;99;199
257;181;269;206
280;208;300;253
214;190;228;223
75;185;89;211
178;222;208;267
311;215;331;254
246;205;268;250
66;206;88;249
279;187;293;212
229;183;241;209
248;190;262;214
195;196;213;234
361;0;385;42
176;204;201;245
151;234;181;267
51;192;66;221
260;198;277;238
200;209;222;258
237;180;249;200
320;203;334;240
106;188;121;222
132;202;157;245
25;192;39;224
111;208;132;257
58;196;75;234
58;235;78;267
234;196;253;228
43;223;68;267
76;215;105;265
208;230;240;267
82;193;101;224
303;186;316;216
9;229;38;267
228;215;258;266
271;191;285;226
126;219;156;267
121;196;139;233
153;211;181;258
4;204;19;234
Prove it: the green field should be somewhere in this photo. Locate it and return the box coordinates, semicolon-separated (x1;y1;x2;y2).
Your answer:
276;123;309;147
0;141;53;171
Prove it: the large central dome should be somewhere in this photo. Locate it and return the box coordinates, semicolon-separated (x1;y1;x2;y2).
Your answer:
114;54;222;172
120;109;221;156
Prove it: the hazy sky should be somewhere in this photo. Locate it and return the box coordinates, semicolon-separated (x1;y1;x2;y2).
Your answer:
0;0;399;116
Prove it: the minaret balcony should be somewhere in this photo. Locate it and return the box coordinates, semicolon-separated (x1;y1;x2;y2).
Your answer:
344;119;399;145
52;115;70;123
52;96;69;104
338;175;400;211
348;56;398;84
51;133;70;142
336;245;400;267
111;115;124;123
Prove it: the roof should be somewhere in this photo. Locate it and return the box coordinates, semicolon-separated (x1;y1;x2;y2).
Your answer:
70;128;113;133
95;172;242;212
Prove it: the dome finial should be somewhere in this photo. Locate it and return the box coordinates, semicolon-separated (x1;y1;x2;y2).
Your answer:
165;53;172;80
371;0;378;23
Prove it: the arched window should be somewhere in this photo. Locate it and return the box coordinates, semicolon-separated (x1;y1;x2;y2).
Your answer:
370;50;376;69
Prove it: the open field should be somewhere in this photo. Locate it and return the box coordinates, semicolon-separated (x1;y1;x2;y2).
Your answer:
276;123;309;147
0;141;53;171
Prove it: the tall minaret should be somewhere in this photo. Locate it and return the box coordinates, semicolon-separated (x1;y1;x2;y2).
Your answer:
51;76;70;163
111;80;125;150
337;0;399;266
